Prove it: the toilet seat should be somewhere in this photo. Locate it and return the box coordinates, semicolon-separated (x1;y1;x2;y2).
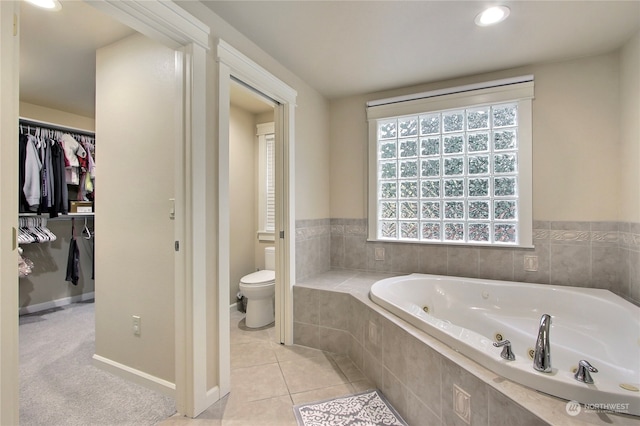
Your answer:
240;270;275;285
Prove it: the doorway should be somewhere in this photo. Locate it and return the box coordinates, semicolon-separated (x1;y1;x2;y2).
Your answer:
17;2;178;423
216;40;297;397
228;79;275;329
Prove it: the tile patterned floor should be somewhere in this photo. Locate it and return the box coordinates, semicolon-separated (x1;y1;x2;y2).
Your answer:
159;310;374;425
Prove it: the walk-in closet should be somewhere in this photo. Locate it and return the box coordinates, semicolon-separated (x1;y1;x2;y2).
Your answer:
18;119;96;313
18;1;175;423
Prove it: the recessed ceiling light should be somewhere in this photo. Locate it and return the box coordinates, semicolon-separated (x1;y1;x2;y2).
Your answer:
24;0;62;11
475;6;510;27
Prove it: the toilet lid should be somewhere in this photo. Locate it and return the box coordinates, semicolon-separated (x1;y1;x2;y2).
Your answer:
240;270;275;285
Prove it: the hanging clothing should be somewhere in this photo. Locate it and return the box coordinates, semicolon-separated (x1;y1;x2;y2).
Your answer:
61;133;87;185
23;135;42;212
19;123;95;215
40;138;55;210
49;140;69;217
65;236;80;286
19;134;29;213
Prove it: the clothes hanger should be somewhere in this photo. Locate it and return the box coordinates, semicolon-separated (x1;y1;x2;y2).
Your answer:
38;218;56;242
82;218;92;240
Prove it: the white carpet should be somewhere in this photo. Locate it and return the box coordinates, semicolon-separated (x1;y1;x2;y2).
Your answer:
20;301;176;425
293;389;408;426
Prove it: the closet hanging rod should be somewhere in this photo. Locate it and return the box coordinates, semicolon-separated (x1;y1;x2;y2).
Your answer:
19;117;95;138
19;212;95;221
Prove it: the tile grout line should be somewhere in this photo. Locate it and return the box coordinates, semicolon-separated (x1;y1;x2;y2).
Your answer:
276;354;296;406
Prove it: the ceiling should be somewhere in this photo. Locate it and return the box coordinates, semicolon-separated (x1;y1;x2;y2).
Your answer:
19;1;134;118
19;1;640;119
203;1;640;99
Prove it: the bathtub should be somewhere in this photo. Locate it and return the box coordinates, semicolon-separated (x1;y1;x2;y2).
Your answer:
369;273;640;416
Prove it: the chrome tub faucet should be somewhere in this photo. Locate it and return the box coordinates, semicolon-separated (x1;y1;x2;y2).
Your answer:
493;339;515;361
533;314;552;373
575;360;598;384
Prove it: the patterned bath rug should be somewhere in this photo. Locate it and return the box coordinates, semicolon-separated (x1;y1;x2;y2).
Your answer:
293;389;408;426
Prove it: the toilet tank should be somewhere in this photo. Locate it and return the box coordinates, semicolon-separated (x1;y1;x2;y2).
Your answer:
265;246;275;271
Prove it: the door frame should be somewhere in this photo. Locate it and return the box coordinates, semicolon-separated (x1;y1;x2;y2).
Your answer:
216;39;297;395
0;2;21;424
0;0;214;420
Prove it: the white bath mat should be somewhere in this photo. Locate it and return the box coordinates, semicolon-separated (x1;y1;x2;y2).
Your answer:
293;389;408;426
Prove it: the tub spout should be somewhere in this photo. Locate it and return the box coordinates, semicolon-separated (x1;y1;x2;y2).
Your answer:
533;314;552;373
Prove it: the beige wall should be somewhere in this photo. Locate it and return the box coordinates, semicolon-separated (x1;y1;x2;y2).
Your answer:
19;102;95;131
95;33;176;383
330;52;629;222
620;31;640;222
229;105;257;305
294;85;331;220
533;53;620;221
177;1;331;221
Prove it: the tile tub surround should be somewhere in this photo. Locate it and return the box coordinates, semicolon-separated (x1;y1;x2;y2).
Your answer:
330;219;640;306
296;219;331;280
294;271;640;426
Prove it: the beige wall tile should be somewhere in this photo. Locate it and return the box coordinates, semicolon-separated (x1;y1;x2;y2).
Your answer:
318;327;351;355
318;291;350;329
488;388;548;426
293;322;319;349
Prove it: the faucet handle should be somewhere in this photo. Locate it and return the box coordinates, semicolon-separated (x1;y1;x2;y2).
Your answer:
575;360;598;384
493;339;515;361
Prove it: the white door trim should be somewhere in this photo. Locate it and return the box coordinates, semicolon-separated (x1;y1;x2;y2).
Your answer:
216;59;232;396
216;39;297;352
87;0;209;50
0;2;21;424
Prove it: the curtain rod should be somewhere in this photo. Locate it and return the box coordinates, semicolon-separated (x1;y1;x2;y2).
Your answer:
367;75;534;108
19;117;95;137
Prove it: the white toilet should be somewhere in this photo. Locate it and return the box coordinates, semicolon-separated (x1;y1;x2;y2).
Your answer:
239;246;275;328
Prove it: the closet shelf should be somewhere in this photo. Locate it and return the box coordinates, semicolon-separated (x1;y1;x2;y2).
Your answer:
19;212;94;220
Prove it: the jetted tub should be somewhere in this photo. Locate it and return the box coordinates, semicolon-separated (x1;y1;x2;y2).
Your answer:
369;273;640;416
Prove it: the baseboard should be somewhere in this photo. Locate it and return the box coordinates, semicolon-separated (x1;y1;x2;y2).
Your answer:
19;291;95;315
92;353;176;397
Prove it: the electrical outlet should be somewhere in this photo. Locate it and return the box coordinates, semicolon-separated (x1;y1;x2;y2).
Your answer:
524;255;538;272
374;247;385;261
453;384;471;424
132;315;141;336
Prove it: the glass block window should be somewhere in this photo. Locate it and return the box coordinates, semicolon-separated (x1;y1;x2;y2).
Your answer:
373;101;525;245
